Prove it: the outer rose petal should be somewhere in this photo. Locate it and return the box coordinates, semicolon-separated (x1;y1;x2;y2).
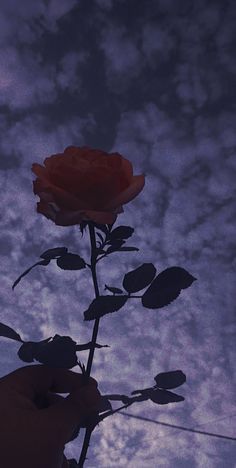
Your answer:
31;163;49;180
37;201;124;226
110;152;133;182
33;178;91;210
104;175;145;210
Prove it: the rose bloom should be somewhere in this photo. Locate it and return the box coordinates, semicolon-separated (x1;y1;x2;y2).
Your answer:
32;146;145;226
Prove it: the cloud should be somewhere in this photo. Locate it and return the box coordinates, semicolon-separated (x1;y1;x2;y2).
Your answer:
0;0;78;44
0;1;235;466
0;47;57;110
0;113;96;169
141;24;175;63
56;51;87;92
98;25;142;92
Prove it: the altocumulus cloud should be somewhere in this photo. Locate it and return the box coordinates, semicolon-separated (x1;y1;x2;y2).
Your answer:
0;0;235;467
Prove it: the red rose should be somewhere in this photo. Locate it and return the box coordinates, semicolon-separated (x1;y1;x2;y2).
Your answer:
32;146;145;226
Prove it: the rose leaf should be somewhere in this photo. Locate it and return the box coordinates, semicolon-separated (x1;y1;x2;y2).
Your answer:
0;322;23;342
84;295;128;321
104;285;124;294
56;253;86;270
141;266;197;309
154;370;186;389
149;388;185;405
123;263;157;293
40;247;68;259
106;240;125;252
153;267;197;291
107;225;134;241
142;287;181;309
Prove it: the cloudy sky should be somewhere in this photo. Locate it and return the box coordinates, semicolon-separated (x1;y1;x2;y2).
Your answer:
0;0;235;466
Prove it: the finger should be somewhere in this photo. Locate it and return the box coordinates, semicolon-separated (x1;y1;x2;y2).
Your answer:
42;386;102;444
67;385;102;412
39;393;82;444
0;364;98;402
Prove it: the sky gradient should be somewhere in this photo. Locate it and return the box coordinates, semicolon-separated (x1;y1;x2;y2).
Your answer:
0;0;235;466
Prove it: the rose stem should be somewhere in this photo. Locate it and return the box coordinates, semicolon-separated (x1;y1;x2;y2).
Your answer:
78;221;102;467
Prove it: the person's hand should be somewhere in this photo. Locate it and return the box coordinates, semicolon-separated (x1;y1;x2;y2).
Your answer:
0;364;101;468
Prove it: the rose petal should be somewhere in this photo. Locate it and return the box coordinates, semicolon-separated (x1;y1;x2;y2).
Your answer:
37;201;58;222
44;153;64;169
32;163;49;180
54;210;87;226
104;175;145;210
36;191;55;203
56;209;118;226
37;201;122;226
33;177;91;211
111;153;133;183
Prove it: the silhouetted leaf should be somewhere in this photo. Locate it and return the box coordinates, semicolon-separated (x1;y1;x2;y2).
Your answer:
123;263;157;293
40;247;68;259
84;295;128;321
56;253;86;270
148;388;185;404
12;259;50;290
94;223;109;235
104;285;124;294
108;226;134;241
131;387;184;404
142;266;196;309
142;287;181;309
0;322;23;342
106;240;125;252
154;370;186;389
154;267;197;290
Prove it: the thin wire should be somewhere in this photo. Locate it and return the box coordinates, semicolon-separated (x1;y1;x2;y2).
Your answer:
194;413;236;427
118;411;236;442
